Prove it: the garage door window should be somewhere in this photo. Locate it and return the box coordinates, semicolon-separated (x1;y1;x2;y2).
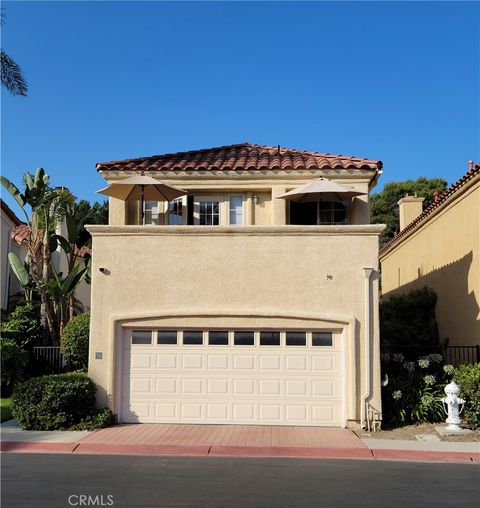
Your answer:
208;331;229;345
260;331;280;346
157;331;177;345
132;330;152;345
183;331;203;345
312;332;333;346
286;332;306;346
234;331;254;345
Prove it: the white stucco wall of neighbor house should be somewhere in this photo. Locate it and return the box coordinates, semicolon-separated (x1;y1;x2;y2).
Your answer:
1;207;25;310
87;224;384;428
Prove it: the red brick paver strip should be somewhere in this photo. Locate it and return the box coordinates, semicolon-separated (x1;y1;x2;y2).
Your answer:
79;425;366;449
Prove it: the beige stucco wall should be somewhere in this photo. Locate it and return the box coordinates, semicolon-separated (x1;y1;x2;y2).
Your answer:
87;224;384;427
380;177;480;346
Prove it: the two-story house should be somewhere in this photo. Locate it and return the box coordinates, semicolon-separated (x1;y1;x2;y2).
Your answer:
87;143;385;429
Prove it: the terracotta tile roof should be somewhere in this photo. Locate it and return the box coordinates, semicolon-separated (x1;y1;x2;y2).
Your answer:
380;162;480;256
1;199;23;226
10;224;31;244
96;143;382;173
10;225;92;258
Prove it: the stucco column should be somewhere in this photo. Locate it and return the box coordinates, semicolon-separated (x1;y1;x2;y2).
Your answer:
271;186;287;225
108;197;127;225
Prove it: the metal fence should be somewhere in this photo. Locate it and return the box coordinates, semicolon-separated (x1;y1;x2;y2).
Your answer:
32;346;67;374
381;344;479;365
444;345;479;366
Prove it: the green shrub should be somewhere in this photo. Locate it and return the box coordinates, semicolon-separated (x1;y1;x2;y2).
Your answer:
380;288;440;347
69;408;116;431
61;313;90;369
1;304;43;348
0;338;29;397
12;372;98;430
453;364;480;430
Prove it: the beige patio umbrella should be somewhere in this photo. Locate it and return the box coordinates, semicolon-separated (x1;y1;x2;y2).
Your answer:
276;178;366;202
97;174;187;225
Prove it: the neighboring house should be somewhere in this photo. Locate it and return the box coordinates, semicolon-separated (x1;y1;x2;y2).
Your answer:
87;143;385;429
380;162;479;349
1;199;26;310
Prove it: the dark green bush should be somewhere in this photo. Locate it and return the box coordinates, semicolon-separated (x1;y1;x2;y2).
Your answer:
69;408;116;430
60;313;90;369
380;288;440;347
0;304;43;348
0;338;29;397
12;372;98;430
453;364;480;430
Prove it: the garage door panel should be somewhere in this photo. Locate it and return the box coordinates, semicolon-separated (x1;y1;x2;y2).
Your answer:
156;355;177;369
207;379;229;394
259;355;282;370
312;355;341;372
208;355;229;369
285;356;307;371
182;355;203;369
131;353;152;369
155;402;176;418
234;355;255;370
181;378;203;394
181;403;203;419
259;379;281;395
233;403;255;420
206;404;228;420
155;378;177;394
286;380;308;396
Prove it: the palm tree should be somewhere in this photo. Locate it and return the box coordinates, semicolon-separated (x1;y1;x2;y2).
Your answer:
0;9;28;96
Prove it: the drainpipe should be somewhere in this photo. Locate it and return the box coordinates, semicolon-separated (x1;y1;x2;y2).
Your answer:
361;267;374;428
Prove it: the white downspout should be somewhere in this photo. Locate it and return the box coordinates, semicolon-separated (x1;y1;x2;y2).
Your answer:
361;267;374;428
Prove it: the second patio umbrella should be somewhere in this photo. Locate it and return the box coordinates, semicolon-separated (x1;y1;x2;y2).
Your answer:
97;174;188;225
276;178;366;202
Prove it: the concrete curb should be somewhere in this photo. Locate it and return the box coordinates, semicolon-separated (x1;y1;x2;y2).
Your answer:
2;441;479;463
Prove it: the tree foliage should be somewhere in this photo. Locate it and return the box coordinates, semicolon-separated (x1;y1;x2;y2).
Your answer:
1;169;90;344
73;200;109;230
371;177;448;246
380;287;440;347
0;11;28;96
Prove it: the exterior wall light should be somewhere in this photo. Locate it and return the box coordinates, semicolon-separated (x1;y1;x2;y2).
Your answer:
253;195;259;205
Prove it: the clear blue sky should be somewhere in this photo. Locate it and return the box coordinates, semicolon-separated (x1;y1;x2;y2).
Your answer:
2;1;479;216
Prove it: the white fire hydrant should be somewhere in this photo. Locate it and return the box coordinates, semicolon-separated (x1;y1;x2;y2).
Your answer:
442;381;465;430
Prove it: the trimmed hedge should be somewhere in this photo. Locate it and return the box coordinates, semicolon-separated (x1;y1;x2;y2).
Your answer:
12;372;113;430
61;313;90;369
1;304;43;348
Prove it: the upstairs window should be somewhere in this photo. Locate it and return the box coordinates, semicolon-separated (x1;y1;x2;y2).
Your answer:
199;200;220;225
144;201;160;225
290;200;347;225
229;195;244;225
168;198;183;225
319;201;347;225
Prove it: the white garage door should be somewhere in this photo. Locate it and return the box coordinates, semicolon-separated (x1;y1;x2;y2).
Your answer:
120;329;344;427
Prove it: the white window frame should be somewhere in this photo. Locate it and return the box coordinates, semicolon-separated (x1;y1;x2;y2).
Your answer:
193;195;226;225
228;194;244;225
